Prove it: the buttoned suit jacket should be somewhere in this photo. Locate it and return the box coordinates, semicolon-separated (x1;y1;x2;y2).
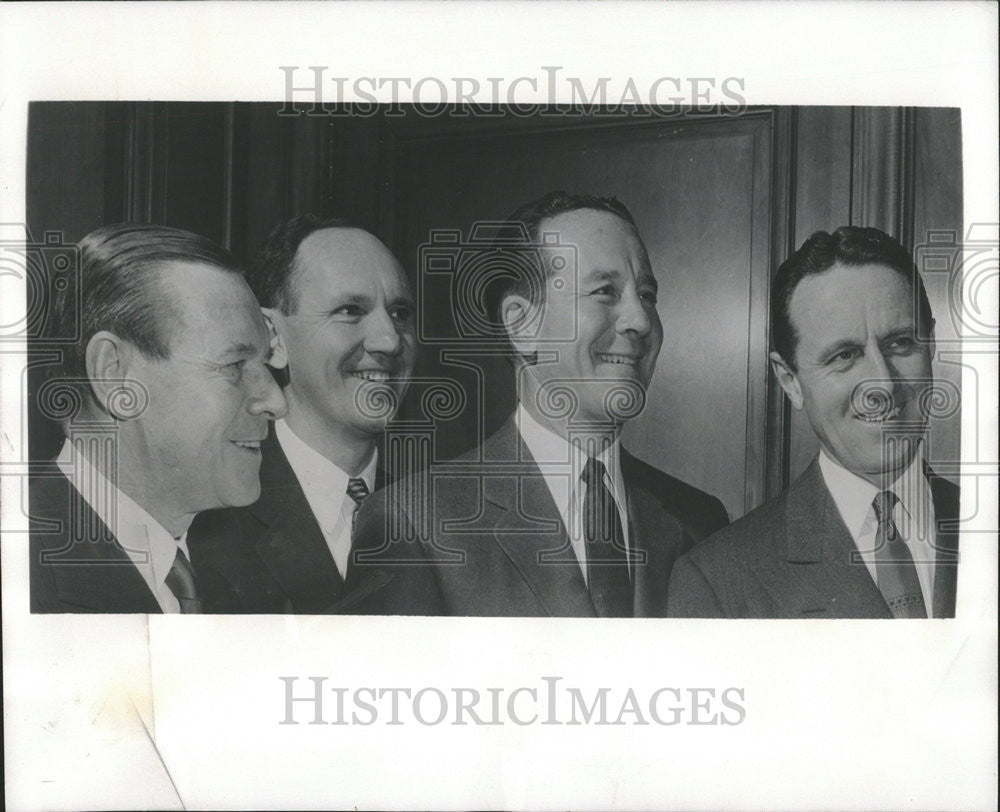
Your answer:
666;458;960;618
29;468;237;613
188;428;387;613
349;416;729;616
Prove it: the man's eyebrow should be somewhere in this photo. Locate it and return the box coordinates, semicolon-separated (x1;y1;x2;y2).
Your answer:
815;338;861;360
880;326;918;341
327;292;370;305
217;342;259;359
582;269;624;284
638;273;659;292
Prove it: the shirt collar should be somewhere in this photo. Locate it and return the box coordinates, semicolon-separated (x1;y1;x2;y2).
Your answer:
55;438;186;589
516;403;621;486
275;419;377;528
818;443;928;538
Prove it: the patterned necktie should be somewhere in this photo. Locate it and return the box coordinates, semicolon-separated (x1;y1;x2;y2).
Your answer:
347;477;370;533
873;489;928;618
165;547;203;614
581;457;633;618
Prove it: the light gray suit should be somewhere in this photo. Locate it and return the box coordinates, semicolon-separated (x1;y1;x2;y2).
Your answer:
666;458;959;618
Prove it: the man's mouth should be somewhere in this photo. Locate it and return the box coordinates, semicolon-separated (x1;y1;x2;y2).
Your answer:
597;353;641;367
855;404;903;423
231;440;263;450
351;370;393;383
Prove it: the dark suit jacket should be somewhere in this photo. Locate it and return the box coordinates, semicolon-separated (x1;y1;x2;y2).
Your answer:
29;468;237;613
188;429;386;613
666;458;960;618
349;416;729;616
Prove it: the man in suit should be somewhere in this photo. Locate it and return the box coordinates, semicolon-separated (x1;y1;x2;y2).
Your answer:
667;226;959;618
188;215;417;612
351;191;729;616
30;224;287;613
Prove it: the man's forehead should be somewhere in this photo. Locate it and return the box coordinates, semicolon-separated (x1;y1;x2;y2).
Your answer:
157;264;265;352
293;227;406;288
791;263;917;341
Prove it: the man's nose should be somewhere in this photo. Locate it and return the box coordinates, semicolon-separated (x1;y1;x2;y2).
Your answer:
363;307;404;355
615;288;653;337
246;364;288;420
854;347;899;414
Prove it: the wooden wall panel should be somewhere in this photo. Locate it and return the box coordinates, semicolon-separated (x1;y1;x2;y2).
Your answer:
388;112;776;518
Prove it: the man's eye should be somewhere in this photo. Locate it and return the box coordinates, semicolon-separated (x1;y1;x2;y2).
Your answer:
332;305;364;318
390;305;413;323
887;336;917;353
830;349;861;365
590;285;618;298
640;290;658;305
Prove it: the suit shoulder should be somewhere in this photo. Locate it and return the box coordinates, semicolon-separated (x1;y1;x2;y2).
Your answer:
623;451;729;537
681;487;789;569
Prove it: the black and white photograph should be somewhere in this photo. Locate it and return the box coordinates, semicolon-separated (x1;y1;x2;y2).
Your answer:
2;2;996;810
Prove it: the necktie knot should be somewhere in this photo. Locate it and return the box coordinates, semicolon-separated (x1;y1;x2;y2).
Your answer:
873;489;900;540
347;477;370;506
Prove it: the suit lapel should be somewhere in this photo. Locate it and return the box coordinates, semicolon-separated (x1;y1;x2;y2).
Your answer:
41;474;161;613
251;432;344;613
927;466;960;618
780;461;891;618
621;451;680;618
484;419;597;617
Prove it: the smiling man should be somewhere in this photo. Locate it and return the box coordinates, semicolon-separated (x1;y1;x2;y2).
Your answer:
351;191;728;616
30;224;287;613
188;215;416;613
667;226;959;619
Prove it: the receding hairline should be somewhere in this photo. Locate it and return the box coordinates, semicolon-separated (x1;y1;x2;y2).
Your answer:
284;226;406;310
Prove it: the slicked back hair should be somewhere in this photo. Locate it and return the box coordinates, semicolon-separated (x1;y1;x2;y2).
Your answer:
771;226;934;370
53;223;242;387
248;214;357;314
485;190;641;340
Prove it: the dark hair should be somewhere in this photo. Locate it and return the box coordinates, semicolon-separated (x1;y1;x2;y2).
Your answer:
248;214;357;313
485;190;640;333
771;226;934;369
53;223;241;385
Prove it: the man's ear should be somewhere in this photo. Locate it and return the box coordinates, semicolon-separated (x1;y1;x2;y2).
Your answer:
500;293;540;359
769;351;804;411
85;330;135;417
261;308;288;369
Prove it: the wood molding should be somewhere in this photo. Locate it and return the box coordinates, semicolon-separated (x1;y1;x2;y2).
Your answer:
850;106;917;247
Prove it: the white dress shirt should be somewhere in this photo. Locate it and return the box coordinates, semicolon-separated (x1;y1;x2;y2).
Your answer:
819;444;937;609
515;404;631;585
275;419;377;579
56;439;191;614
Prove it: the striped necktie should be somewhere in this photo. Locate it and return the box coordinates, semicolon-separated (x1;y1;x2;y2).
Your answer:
347;477;370;532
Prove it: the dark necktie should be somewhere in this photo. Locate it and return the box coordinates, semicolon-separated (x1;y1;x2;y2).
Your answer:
347;477;370;533
165;547;203;614
873;489;928;619
581;457;633;618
